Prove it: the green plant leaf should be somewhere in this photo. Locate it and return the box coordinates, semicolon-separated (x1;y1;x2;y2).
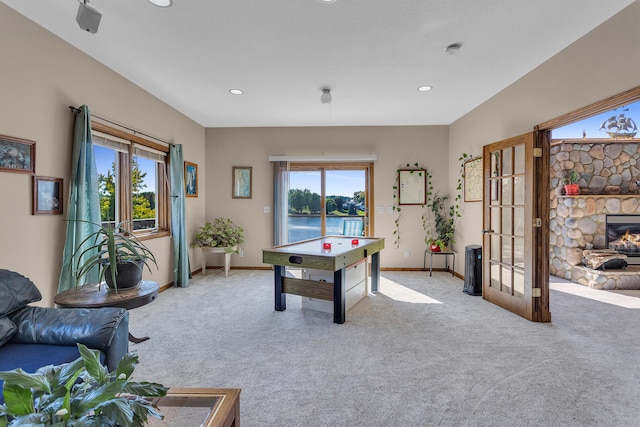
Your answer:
1;383;35;416
78;344;108;384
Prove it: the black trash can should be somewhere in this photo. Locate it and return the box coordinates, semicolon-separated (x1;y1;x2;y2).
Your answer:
464;245;482;296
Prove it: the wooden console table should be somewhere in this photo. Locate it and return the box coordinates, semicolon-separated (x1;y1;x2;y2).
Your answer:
149;387;241;427
54;280;159;343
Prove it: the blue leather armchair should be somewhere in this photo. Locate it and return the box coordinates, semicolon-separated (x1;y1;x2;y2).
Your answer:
0;270;129;403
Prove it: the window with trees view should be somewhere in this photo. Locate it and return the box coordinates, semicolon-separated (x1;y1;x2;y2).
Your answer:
93;126;169;234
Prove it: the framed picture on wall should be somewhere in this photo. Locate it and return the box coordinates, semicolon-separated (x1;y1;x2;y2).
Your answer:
33;176;63;215
398;169;426;205
464;157;483;202
185;161;198;197
0;134;35;174
232;166;252;199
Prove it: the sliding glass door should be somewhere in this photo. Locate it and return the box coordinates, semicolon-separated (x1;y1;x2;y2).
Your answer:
286;164;371;243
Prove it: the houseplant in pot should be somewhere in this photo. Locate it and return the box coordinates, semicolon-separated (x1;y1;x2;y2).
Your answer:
426;194;456;252
70;221;157;293
563;169;580;195
193;218;244;254
0;343;167;426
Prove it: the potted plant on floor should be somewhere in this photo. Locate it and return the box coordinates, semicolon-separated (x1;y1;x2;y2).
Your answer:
0;343;167;426
563;169;580;195
193;217;244;254
70;221;157;293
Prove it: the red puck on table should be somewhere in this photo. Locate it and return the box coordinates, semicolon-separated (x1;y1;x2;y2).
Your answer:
351;239;359;245
323;242;332;249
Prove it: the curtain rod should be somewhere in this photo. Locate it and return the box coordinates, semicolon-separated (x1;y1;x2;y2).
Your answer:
68;105;175;147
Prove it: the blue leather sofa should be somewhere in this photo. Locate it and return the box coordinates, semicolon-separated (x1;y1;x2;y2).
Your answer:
0;269;129;403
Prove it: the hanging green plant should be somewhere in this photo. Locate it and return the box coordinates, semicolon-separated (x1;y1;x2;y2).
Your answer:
423;153;469;251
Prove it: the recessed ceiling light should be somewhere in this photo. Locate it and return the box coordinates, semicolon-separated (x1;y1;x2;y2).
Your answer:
417;85;433;92
319;0;337;3
229;89;244;95
147;0;172;7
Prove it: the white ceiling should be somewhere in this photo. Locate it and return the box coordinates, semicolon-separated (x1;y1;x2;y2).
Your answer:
1;0;635;128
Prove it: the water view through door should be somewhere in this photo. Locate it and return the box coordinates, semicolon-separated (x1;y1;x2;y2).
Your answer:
287;166;368;243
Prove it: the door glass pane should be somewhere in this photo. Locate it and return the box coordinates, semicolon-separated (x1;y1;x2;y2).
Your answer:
514;237;524;268
502;208;512;236
326;170;366;235
514;176;525;205
288;171;322;243
490;262;501;288
513;267;524;296
490;179;500;205
491;207;501;234
514;145;525;174
501;177;512;205
502;266;512;294
490;235;501;261
502;148;512;176
502;237;513;265
514;207;525;237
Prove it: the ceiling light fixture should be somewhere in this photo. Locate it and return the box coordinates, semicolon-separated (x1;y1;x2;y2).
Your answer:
417;85;433;92
229;89;244;95
319;0;337;3
445;43;462;55
147;0;172;7
320;89;332;104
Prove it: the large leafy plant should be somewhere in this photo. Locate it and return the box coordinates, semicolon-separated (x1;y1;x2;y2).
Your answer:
71;220;157;290
193;218;244;254
0;343;167;426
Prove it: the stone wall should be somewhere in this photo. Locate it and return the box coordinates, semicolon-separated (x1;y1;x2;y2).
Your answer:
550;142;640;283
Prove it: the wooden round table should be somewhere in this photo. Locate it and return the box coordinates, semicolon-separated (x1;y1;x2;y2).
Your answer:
55;281;159;343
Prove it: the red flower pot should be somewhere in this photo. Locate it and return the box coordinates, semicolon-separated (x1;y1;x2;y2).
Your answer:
564;184;580;195
430;243;441;252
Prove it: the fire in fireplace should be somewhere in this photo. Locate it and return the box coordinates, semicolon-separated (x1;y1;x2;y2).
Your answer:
606;214;640;264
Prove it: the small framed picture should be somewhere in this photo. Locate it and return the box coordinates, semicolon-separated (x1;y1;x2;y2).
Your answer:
464;157;483;202
33;176;63;215
398;169;426;205
232;166;252;199
0;134;36;174
184;161;198;197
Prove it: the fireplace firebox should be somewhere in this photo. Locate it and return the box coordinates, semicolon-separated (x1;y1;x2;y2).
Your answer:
606;214;640;264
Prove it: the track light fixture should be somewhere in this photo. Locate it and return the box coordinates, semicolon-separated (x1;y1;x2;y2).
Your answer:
320;89;332;105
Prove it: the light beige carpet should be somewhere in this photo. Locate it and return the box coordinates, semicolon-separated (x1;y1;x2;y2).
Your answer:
128;270;640;426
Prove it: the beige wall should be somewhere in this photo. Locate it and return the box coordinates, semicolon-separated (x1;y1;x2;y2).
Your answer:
205;126;449;268
0;3;206;306
3;0;639;297
448;0;640;273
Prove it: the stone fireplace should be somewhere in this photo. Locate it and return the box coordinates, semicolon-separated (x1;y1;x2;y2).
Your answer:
550;142;640;289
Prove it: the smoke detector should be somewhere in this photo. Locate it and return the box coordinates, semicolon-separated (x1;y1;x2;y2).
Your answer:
445;43;462;55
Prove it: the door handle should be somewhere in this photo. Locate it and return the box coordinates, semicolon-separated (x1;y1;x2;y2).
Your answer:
482;229;494;234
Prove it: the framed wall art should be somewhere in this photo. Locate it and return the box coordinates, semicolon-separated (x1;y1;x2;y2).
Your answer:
0;134;35;174
33;176;63;215
464;157;483;202
185;161;198;197
398;168;426;205
232;166;252;199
